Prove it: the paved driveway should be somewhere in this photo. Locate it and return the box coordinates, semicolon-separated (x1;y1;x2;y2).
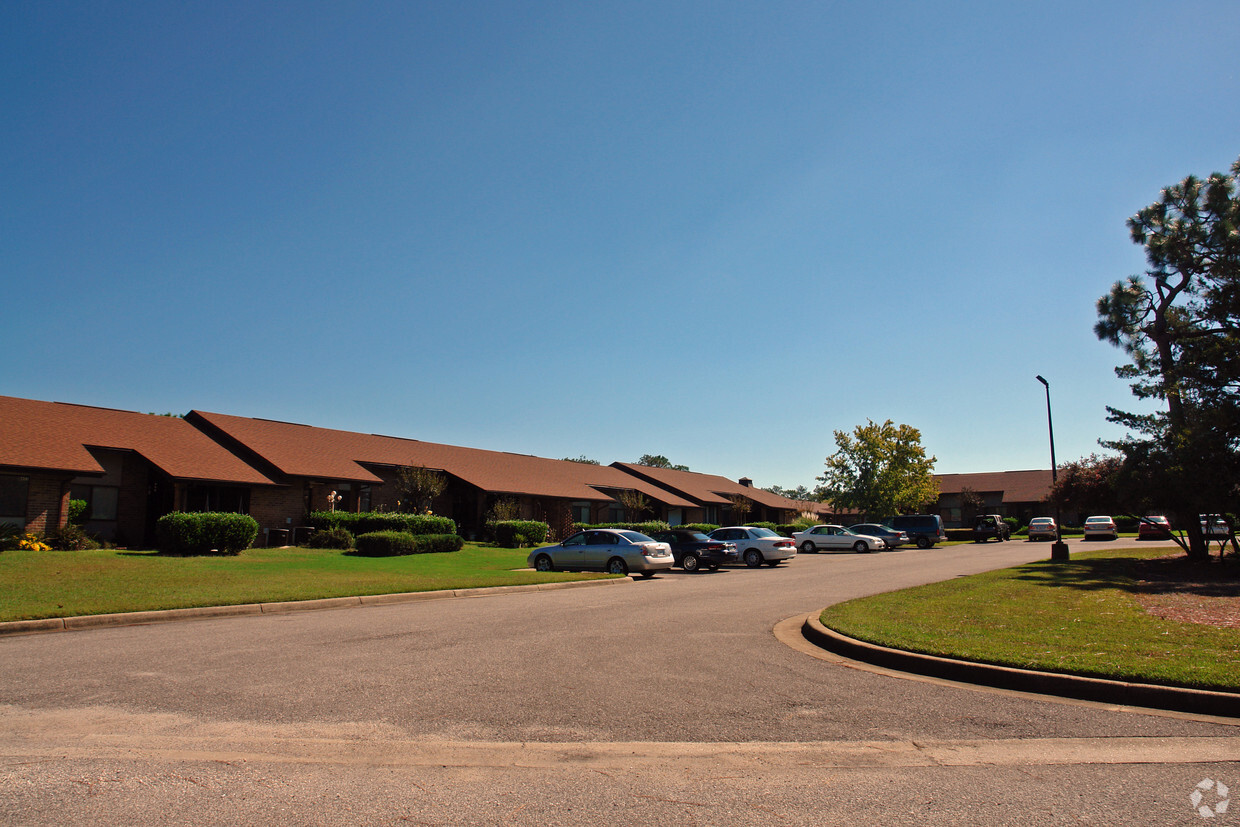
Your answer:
1;538;1236;825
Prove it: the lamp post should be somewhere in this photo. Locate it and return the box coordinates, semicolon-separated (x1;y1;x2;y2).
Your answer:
1036;375;1070;561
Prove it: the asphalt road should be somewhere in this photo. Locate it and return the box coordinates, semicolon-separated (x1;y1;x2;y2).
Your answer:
2;537;1237;825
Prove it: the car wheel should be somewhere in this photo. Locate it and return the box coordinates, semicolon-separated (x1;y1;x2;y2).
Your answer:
916;537;930;549
534;554;554;572
800;541;816;553
744;549;763;568
853;540;870;553
682;553;701;572
606;557;629;576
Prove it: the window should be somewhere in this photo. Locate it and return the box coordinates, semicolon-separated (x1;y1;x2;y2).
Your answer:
570;502;591;524
70;484;120;522
184;485;250;514
0;475;27;526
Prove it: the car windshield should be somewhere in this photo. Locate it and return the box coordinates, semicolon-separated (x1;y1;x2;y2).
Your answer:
749;528;780;538
1086;517;1110;525
617;530;655;543
683;532;711;541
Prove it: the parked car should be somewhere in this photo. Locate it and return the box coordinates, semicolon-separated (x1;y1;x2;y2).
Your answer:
888;514;947;548
650;529;739;572
1200;515;1232;539
1083;515;1118;540
1026;517;1058;541
848;523;910;549
1137;515;1172;540
707;526;797;567
528;529;674;577
792;524;886;554
972;514;1011;543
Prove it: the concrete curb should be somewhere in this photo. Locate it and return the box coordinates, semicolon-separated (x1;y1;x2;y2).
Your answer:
0;577;628;637
801;613;1240;719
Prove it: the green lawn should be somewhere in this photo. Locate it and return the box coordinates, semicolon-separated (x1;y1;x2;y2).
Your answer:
820;548;1240;692
0;544;608;622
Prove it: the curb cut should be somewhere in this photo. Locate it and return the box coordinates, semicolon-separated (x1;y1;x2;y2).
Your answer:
0;577;629;637
801;613;1240;719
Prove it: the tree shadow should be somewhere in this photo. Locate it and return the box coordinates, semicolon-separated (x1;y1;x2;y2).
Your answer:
1011;554;1240;598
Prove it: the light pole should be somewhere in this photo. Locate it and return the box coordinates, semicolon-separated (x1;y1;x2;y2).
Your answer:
1036;375;1070;561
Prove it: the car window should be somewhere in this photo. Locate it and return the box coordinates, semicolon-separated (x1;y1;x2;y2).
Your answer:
684;532;710;541
750;528;779;538
617;530;654;543
562;532;586;546
586;532;615;545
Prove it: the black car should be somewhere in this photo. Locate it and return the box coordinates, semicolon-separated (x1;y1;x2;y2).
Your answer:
650;529;739;572
972;514;1011;542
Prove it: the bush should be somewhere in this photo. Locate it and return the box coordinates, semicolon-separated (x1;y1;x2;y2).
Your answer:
353;531;463;556
679;523;719;534
571;521;670;537
155;512;259;556
748;521;779;532
308;511;456;537
45;524;100;551
306;526;354;550
68;499;88;526
492;520;550;548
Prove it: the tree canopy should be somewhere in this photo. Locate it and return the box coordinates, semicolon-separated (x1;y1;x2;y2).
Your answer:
635;454;689;471
815;420;938;520
1095;154;1240;558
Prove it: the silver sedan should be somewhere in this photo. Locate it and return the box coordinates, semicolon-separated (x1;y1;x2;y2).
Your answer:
528;529;674;577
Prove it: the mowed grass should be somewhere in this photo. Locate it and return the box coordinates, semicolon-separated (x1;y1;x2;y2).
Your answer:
820;548;1240;692
0;544;608;622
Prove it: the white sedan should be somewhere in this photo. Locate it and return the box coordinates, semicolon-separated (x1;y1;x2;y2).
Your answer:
707;526;797;567
792;524;886;553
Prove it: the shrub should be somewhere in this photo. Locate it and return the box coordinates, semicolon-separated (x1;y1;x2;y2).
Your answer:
492;520;550;548
353;531;463;556
0;523;20;551
45;524;99;551
748;521;779;532
308;511;456;537
679;523;719;534
155;512;259;555
68;499;88;526
571;521;670;537
306;526;354;550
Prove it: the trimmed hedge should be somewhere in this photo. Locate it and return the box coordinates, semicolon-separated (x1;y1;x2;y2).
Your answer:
155;512;259;556
679;523;720;534
490;520;549;548
353;531;464;557
308;510;456;537
572;521;670;537
306;526;354;550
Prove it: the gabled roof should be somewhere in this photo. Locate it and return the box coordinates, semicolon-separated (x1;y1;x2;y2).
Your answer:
0;396;277;484
610;462;804;511
189;411;696;506
934;470;1053;504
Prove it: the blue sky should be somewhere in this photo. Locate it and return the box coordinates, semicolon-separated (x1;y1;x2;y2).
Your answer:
4;1;1239;490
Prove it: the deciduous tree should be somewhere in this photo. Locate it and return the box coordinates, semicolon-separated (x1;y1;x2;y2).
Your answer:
816;420;938;520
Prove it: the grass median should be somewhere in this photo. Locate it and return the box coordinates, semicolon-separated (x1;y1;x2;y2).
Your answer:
0;544;610;622
819;547;1240;692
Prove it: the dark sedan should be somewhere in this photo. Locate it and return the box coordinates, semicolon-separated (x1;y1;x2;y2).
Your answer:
847;523;911;549
650;529;739;572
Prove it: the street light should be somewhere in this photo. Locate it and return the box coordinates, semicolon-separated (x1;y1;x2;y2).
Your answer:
1036;375;1070;561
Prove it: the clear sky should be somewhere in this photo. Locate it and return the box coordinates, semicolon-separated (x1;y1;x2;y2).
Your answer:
4;1;1238;490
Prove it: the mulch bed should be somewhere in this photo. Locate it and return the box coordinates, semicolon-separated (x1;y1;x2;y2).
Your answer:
1130;552;1240;629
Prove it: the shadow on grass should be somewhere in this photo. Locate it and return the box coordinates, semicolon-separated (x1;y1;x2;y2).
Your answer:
1012;553;1240;598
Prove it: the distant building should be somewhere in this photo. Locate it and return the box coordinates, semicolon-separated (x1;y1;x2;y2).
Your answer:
934;470;1053;527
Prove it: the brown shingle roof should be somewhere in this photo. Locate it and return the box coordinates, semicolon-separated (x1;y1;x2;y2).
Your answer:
0;396;277;484
190;411;697;506
935;470;1053;504
610;463;804;511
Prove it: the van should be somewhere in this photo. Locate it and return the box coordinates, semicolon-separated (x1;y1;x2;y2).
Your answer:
889;514;947;548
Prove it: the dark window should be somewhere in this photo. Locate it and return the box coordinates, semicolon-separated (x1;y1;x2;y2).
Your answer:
70;483;120;522
0;475;27;525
